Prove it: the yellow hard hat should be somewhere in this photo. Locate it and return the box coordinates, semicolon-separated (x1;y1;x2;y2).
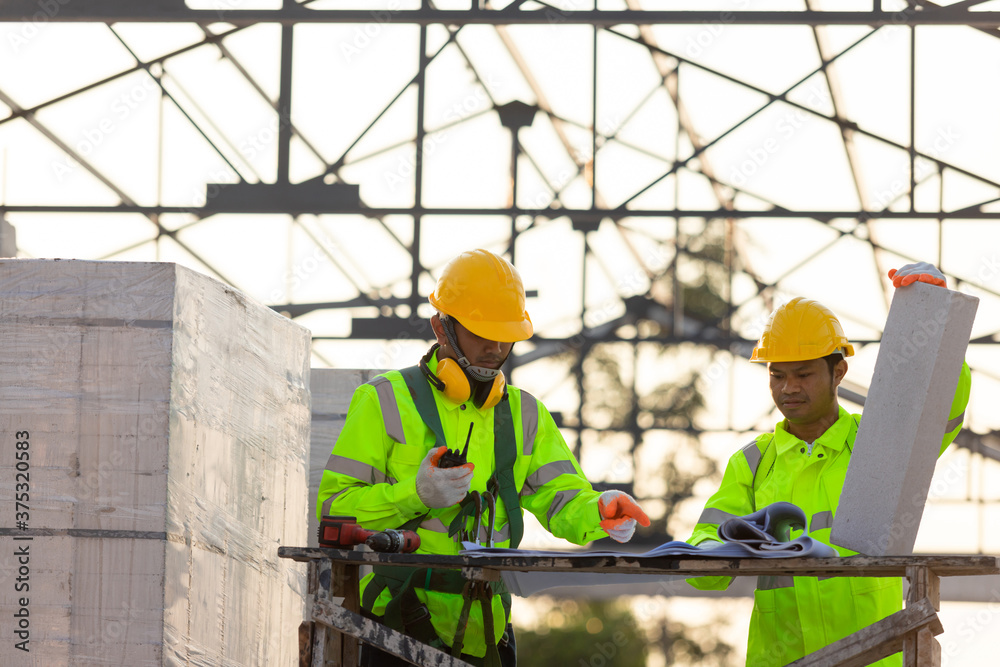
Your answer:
750;297;855;363
428;249;533;342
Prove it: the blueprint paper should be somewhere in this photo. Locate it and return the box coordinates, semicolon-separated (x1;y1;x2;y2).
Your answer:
460;502;837;596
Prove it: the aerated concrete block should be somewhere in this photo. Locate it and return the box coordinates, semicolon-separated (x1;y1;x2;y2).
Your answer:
831;283;978;556
308;368;383;547
0;259;311;665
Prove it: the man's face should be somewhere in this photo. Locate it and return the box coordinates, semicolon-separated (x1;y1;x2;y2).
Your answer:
435;315;512;369
768;357;845;425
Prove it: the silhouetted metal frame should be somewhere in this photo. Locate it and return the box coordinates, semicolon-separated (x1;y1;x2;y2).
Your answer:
3;0;999;551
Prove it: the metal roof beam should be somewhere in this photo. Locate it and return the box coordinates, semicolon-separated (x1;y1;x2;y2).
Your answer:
4;2;1000;26
9;205;1000;219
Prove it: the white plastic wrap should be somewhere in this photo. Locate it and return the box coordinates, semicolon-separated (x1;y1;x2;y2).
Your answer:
0;259;311;665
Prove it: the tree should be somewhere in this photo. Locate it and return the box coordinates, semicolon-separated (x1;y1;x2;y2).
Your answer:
514;599;648;667
521;221;742;665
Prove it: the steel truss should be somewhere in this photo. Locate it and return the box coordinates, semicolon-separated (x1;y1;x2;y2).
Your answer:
2;0;1000;559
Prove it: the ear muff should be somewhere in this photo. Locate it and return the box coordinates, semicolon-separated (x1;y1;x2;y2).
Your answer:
473;371;505;410
434;357;473;404
420;346;506;409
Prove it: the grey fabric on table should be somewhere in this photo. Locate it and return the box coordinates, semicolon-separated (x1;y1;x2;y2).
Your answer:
713;501;837;556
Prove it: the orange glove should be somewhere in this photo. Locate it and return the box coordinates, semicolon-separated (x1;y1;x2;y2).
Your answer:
888;262;946;288
598;490;650;543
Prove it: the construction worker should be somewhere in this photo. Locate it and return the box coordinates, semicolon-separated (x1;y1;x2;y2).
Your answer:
688;262;972;666
317;248;650;667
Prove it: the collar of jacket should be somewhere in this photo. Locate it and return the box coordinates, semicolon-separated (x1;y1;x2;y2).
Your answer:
773;405;854;455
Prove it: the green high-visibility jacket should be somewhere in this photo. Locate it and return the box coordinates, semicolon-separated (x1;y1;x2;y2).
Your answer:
316;352;607;658
688;361;971;667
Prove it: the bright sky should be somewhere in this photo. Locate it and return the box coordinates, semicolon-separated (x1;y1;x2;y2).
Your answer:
3;2;1000;663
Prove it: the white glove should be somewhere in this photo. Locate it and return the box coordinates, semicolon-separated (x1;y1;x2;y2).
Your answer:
888;262;946;288
415;446;474;508
598;490;650;543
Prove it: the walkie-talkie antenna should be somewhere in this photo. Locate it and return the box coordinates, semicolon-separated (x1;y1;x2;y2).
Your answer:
460;423;473;457
437;423;474;468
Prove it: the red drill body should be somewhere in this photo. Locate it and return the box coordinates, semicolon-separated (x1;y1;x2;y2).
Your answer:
318;516;420;553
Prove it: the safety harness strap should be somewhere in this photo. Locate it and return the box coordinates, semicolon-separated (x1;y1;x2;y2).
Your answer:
400;364;524;548
400;365;447;448
376;566;463;650
492;396;523;548
364;564;512;661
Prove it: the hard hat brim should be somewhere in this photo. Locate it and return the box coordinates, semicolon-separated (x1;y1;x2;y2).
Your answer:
750;342;855;363
463;317;533;343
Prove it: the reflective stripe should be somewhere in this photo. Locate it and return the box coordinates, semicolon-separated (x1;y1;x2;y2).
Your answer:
546;489;580;526
521;460;578;496
325;454;392;485
521;392;538;456
742;440;762;473
810;511;834;532
698;507;738;526
321;487;350;517
369;376;406;443
420;517;449;533
757;575;795;591
945;411;965;434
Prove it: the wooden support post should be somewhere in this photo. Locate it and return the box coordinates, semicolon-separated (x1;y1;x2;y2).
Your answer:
308;561;330;667
904;566;942;667
906;566;941;609
307;558;353;667
330;560;362;666
299;621;314;667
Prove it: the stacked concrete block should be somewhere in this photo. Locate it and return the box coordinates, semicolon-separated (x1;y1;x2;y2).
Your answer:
0;260;311;665
832;283;978;556
309;369;383;548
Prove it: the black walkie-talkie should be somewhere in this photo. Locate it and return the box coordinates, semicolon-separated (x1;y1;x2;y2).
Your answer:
437;423;473;468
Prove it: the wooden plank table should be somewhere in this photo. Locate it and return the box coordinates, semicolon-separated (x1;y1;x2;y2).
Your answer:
278;548;1000;667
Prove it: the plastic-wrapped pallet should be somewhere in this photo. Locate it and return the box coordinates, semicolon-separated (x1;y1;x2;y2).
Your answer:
0;260;311;665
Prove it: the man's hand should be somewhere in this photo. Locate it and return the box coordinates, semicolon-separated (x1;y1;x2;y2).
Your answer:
888;262;946;288
415;446;474;508
598;490;651;543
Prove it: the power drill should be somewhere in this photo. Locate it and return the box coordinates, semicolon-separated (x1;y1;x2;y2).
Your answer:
317;515;420;553
437;423;473;468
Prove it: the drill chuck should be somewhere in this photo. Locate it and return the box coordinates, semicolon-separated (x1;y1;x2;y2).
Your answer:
365;528;420;553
